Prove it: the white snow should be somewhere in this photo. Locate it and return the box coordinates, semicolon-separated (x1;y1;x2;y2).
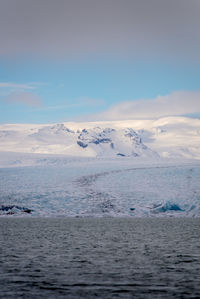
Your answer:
0;116;200;159
0;116;200;217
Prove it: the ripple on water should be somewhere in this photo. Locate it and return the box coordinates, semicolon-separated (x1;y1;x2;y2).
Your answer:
0;217;200;298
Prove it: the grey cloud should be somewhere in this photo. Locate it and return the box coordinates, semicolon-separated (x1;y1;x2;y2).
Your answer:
92;91;200;120
0;0;200;62
4;91;43;107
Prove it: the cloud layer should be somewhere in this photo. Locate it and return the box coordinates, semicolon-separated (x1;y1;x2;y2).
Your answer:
0;0;200;62
4;91;42;107
93;91;200;120
0;82;34;89
0;82;43;107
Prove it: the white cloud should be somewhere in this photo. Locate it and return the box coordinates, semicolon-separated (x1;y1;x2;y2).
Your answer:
0;82;34;89
94;91;200;120
0;82;44;107
4;91;43;107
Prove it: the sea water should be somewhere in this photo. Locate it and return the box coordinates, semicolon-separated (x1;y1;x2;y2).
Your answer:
0;217;200;298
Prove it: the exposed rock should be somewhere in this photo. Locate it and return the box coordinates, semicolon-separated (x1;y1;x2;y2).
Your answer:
0;205;33;215
77;141;88;148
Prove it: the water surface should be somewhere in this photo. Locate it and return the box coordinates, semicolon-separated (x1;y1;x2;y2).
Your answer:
0;218;200;298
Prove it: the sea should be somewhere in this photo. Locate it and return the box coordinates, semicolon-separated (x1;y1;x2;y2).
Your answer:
0;217;200;298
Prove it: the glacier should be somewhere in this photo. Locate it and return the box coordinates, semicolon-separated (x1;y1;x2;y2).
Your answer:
0;158;200;217
0;116;200;217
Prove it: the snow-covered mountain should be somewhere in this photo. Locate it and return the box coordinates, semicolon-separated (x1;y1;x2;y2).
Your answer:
1;116;200;218
0;116;200;159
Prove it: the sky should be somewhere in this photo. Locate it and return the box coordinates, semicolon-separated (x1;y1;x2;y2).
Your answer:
0;0;200;123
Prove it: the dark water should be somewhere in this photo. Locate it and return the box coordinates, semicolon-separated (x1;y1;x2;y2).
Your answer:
0;218;200;298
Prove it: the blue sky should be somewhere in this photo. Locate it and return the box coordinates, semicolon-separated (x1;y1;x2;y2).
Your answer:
0;0;200;123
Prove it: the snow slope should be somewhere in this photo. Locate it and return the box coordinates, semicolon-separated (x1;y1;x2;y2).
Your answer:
0;116;200;159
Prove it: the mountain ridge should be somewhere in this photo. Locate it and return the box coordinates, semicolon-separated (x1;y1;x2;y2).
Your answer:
0;116;200;159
